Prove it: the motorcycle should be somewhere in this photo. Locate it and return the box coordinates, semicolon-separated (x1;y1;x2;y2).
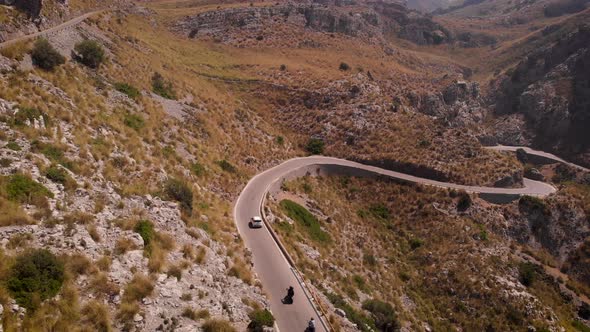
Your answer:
282;286;294;304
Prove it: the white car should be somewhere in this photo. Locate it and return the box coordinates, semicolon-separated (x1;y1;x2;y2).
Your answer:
249;216;263;228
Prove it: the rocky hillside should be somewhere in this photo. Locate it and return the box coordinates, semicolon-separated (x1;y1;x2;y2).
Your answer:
268;175;590;331
0;4;295;330
174;1;451;46
0;0;589;331
0;0;127;42
489;24;590;167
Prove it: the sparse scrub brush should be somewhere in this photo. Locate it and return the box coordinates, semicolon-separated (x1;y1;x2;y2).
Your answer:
152;72;177;99
74;40;105;68
114;82;140;99
248;309;274;331
202;319;236;332
31;38;65;70
362;299;400;332
165;178;193;214
305;138;325;155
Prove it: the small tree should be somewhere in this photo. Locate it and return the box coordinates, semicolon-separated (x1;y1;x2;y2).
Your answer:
74;40;105;68
339;62;350;71
305;138;325;155
31;38;65;70
7;249;65;310
457;191;472;212
165;178;193;214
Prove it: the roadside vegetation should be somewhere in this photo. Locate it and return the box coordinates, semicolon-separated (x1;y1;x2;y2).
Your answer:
271;176;584;331
279;199;330;244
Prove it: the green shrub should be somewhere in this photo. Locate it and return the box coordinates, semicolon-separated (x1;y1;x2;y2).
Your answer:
123;113;145;131
247;309;274;331
573;320;590;332
2;173;53;203
409;238;423;250
202;319;236;332
280;199;330;244
31;38;65;70
44;165;67;184
7;249;64;310
353;274;371;293
217;160;236;173
362;299;400;332
191;162;205;177
114;82;140;99
363;254;376;267
276;136;284;145
457;191;472;211
305;138;325;155
327;293;374;331
165;178;193;213
5;141;21;151
134;220;155;246
152;72;176;99
13;107;47;127
74;40;105;68
339;62;351;71
30;141;73;169
369;203;390;220
518;262;537;287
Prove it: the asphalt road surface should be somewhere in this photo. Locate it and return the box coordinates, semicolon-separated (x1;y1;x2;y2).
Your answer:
234;151;563;332
487;145;589;172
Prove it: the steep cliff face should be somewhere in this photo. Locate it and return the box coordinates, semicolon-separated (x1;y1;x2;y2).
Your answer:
490;25;590;167
369;0;451;44
15;0;44;18
174;2;451;45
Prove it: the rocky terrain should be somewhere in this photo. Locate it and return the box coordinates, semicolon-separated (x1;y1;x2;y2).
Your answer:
174;1;451;46
0;0;589;331
489;24;590;167
268;175;590;331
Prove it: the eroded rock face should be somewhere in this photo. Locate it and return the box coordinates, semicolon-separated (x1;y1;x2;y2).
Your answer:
490;25;590;167
174;1;451;45
414;80;487;127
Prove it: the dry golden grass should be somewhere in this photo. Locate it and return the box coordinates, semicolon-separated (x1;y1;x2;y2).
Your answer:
89;272;120;299
0;197;33;226
0;40;31;61
115;236;138;255
271;176;580;330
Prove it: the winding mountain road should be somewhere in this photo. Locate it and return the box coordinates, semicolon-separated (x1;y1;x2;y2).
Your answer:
0;10;104;50
233;147;570;332
487;145;589;172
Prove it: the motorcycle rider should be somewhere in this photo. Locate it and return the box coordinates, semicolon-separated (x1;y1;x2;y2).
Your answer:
286;286;294;302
